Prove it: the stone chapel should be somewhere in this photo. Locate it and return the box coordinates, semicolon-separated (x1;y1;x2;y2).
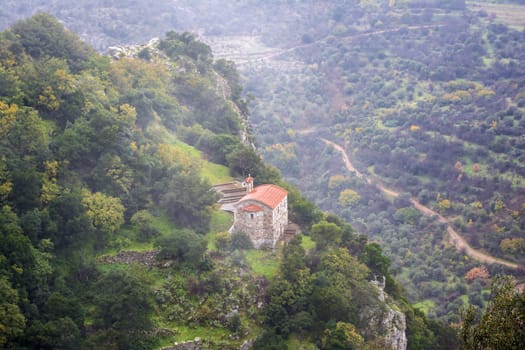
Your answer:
231;176;288;249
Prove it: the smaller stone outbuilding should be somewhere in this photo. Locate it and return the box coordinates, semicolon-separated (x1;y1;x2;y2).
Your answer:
231;177;288;249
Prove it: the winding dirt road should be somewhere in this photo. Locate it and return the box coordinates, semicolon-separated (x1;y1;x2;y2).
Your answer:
322;138;520;270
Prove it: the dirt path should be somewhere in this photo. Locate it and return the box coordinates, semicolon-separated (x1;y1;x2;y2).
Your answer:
322;138;520;270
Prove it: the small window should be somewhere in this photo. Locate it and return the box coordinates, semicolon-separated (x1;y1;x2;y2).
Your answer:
250;213;254;219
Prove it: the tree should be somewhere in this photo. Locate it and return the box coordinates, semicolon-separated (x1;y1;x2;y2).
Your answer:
0;205;37;289
159;31;212;64
287;186;322;230
281;235;307;283
361;242;391;277
47;189;94;249
155;228;207;266
3;107;47;158
26;317;81;350
322;322;364;350
311;248;369;325
438;199;451;211
500;238;525;255
226;145;262;177
82;189;125;235
91;270;154;350
130;210;158;242
406;307;438;350
0;101;18;139
0;156;12;205
0;276;25;348
11;13;94;72
394;207;421;225
9;160;42;212
51;117;96;165
252;330;288;350
460;275;525;349
311;221;343;250
464;266;489;284
158;171;217;234
338;189;361;207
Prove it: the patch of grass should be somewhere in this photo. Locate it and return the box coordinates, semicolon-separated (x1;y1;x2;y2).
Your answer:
146;121;232;184
301;235;316;252
206;210;233;250
151;213;178;236
97;262;128;273
115;227;156;250
201;162;232;184
154;323;233;349
205;232;218;251
172;325;230;342
245;249;281;279
413;299;436;315
460;294;469;306
173;140;201;158
210;210;233;233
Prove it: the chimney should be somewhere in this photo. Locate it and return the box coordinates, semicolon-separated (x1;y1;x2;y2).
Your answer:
245;174;254;193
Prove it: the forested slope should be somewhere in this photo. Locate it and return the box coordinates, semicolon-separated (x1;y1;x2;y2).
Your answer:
0;13;260;349
0;13;457;350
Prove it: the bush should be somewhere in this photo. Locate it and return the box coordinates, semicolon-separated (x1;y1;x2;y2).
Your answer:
228;313;242;333
215;231;232;251
155;229;207;266
231;232;253;250
130;210;159;242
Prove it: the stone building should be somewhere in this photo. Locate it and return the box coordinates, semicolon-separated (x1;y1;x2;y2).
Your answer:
231;176;288;249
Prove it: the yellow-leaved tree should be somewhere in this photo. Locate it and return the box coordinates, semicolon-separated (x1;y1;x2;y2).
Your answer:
0;101;18;138
339;189;361;207
0;156;12;203
82;189;124;235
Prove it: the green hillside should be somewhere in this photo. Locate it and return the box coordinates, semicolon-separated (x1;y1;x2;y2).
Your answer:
0;14;268;349
0;13;456;350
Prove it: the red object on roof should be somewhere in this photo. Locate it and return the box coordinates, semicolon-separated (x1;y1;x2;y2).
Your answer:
240;184;287;209
243;204;263;212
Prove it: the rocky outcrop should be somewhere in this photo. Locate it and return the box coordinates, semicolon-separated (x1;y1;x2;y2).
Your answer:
361;278;407;350
381;306;407;350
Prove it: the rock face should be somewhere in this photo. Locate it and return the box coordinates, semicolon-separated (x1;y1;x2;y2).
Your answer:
381;306;407;350
361;279;407;350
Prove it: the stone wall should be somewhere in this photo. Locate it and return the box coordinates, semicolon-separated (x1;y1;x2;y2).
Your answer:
233;200;272;248
99;250;159;266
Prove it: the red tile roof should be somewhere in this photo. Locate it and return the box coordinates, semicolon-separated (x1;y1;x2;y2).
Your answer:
240;184;287;209
243;204;263;212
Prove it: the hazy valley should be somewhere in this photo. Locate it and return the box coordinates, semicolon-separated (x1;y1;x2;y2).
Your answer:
1;1;525;349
